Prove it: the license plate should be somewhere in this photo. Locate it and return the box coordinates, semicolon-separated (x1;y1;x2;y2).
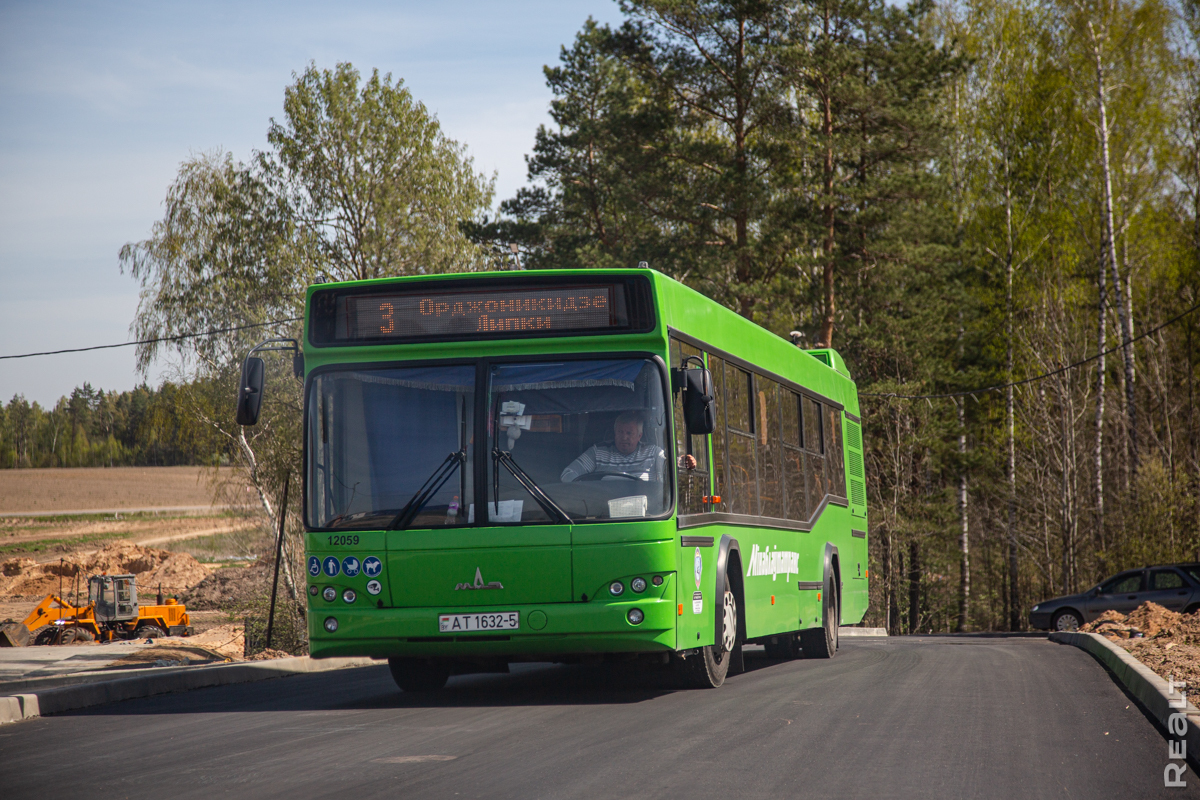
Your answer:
438;611;520;633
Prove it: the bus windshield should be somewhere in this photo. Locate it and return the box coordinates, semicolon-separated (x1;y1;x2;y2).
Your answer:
308;364;475;530
487;358;670;523
306;358;671;530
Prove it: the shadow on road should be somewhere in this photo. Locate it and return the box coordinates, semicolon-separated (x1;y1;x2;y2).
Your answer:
55;647;821;716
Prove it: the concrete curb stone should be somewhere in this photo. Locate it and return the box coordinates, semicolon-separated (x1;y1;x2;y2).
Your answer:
1049;631;1200;767
0;655;377;725
839;627;887;637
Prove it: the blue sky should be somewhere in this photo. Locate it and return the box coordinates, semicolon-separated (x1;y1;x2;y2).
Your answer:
0;0;622;406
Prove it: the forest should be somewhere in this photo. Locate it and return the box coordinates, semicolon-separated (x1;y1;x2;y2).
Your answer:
0;383;231;469
76;0;1200;632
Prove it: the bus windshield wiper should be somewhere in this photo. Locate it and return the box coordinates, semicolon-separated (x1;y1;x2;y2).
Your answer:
492;448;572;525
389;450;467;531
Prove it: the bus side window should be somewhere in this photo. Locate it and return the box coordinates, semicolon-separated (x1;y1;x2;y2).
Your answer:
670;338;710;516
724;366;755;516
783;391;808;522
804;397;826;504
710;357;728;513
827;407;846;499
757;378;784;519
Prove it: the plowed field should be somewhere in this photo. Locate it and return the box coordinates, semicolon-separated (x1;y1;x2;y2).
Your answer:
0;466;249;514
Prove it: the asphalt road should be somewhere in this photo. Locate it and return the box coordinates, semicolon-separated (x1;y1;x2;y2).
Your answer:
0;636;1192;799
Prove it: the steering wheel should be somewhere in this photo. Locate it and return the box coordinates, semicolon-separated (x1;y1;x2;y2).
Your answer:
576;472;642;482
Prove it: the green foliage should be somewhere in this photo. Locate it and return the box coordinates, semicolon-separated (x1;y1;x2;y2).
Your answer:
472;0;962;346
0;382;230;469
265;63;495;282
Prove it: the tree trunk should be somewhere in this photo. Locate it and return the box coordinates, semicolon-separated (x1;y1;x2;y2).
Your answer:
956;398;970;632
1005;181;1019;632
818;1;836;348
908;540;921;634
1093;237;1107;570
1089;21;1137;479
734;15;752;320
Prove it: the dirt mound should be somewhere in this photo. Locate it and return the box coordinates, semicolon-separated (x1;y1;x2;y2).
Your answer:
0;540;209;597
1125;603;1200;639
248;648;292;661
181;564;272;610
1081;602;1200;642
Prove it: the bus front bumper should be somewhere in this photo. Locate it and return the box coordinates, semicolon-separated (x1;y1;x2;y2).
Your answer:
308;596;678;659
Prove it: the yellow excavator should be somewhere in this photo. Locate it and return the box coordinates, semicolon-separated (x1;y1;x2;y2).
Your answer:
0;573;192;647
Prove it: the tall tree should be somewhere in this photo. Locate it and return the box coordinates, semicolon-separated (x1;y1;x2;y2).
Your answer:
121;63;495;601
264;63;494;282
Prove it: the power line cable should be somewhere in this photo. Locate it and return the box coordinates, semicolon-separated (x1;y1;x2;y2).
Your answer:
860;299;1200;400
0;317;303;361
2;296;1197;401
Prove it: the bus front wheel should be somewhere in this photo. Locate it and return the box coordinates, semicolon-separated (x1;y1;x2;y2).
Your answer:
388;657;450;692
677;584;737;689
799;576;838;659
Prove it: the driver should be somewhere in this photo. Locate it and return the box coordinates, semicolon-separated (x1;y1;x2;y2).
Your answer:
561;411;666;483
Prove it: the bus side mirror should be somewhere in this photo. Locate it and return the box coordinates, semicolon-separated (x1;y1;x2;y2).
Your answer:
236;357;265;426
682;368;716;435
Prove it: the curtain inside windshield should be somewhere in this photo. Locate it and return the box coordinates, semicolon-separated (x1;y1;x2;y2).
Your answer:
486;359;671;523
308;366;475;529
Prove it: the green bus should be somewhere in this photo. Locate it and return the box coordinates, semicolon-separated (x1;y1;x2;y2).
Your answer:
239;268;868;689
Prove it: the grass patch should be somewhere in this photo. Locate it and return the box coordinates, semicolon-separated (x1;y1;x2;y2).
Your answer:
0;509;246;530
174;527;274;563
0;529;140;557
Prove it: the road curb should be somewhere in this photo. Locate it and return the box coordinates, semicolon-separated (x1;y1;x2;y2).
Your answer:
1049;631;1200;764
839;627;887;637
0;655;376;725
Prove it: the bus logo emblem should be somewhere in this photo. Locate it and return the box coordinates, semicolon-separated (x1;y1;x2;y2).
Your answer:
456;567;504;591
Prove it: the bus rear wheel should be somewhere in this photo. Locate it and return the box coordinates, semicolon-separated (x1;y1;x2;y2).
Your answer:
799;576;838;659
677;585;737;689
388;657;450;692
764;634;799;660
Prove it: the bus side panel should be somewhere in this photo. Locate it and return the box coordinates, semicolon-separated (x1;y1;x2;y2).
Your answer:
676;539;716;648
737;527;805;640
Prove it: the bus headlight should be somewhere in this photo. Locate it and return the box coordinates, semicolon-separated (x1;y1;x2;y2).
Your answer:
631;577;647;593
627;608;644;625
322;586;337;602
323;617;338;633
342;589;357;604
609;581;624;596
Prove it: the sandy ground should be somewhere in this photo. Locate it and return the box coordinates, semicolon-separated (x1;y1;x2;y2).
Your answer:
0;466;252;513
1081;602;1200;688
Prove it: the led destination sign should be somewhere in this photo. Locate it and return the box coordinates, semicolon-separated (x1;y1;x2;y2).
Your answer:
308;277;654;345
352;286;614;339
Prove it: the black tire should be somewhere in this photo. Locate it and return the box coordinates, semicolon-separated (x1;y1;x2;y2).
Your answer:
58;626;92;645
1051;609;1083;632
136;624;166;639
799;575;838;659
1184;605;1200;617
677;584;737;689
32;627;59;646
764;634;799;660
388;657;450;692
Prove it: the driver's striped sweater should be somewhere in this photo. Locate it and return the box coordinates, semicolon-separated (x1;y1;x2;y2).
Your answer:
560;442;664;483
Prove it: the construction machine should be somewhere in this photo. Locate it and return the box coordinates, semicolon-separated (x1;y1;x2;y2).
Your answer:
0;573;192;647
